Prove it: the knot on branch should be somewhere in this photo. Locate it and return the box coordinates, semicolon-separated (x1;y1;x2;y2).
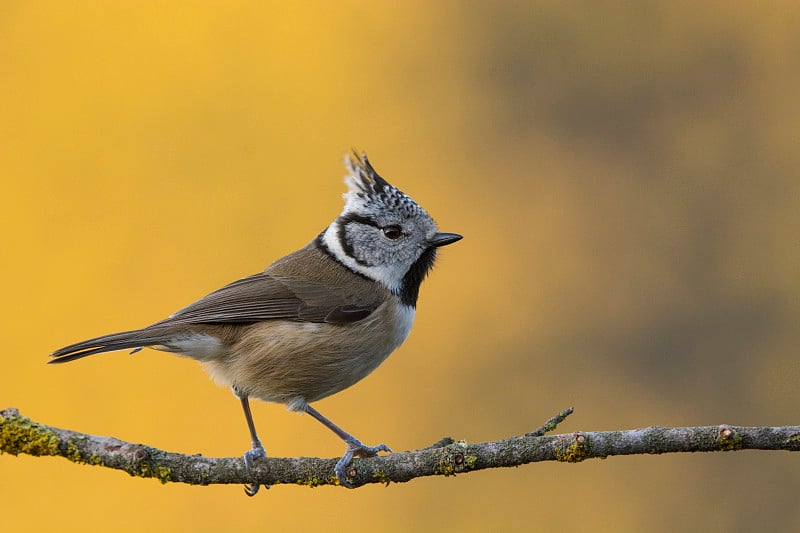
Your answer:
717;425;743;451
556;432;591;463
433;440;477;476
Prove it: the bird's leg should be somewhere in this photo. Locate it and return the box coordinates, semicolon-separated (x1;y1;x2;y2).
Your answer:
239;395;268;496
304;404;391;487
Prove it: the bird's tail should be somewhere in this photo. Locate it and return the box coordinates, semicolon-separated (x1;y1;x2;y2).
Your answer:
50;329;171;364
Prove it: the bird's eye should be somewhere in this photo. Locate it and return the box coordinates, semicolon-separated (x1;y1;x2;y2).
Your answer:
382;225;403;240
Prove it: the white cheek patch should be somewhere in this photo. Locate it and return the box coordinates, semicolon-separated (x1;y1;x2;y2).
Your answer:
321;224;405;294
364;261;407;296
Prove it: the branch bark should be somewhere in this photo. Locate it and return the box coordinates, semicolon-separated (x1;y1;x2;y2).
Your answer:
2;407;799;490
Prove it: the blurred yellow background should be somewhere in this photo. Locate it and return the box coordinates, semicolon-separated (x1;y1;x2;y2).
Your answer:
2;1;799;531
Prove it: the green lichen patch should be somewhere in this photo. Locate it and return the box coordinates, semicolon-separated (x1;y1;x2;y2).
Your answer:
372;469;392;484
0;412;61;457
786;434;800;450
463;455;478;470
297;475;330;488
134;461;173;484
433;461;455;476
717;428;743;451
65;441;83;462
556;434;591;463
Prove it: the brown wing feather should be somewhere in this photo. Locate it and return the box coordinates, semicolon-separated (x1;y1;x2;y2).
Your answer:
161;273;302;324
154;243;382;327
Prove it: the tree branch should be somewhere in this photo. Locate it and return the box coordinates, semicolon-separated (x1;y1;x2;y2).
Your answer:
2;407;799;490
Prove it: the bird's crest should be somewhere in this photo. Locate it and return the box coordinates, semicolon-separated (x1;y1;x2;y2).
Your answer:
342;151;425;219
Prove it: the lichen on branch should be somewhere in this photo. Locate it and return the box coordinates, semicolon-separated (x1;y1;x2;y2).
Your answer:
2;407;799;491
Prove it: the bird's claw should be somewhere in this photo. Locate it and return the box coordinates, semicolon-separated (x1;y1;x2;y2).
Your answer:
335;440;392;487
243;445;269;496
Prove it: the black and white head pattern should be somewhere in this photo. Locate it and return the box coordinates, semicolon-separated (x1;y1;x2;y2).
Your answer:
319;152;441;306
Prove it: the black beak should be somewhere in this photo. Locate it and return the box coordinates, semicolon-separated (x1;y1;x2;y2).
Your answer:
428;232;463;248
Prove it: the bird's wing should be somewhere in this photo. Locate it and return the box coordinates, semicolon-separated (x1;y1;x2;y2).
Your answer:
160;272;379;326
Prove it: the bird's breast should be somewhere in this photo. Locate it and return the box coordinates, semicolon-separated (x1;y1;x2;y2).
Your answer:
388;302;415;350
202;301;416;405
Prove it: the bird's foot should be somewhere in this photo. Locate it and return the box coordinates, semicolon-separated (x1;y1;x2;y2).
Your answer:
335;439;392;487
243;445;269;496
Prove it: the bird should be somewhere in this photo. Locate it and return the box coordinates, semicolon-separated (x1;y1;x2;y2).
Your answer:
50;152;462;495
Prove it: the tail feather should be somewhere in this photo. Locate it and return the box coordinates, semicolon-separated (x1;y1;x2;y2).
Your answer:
50;329;169;364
